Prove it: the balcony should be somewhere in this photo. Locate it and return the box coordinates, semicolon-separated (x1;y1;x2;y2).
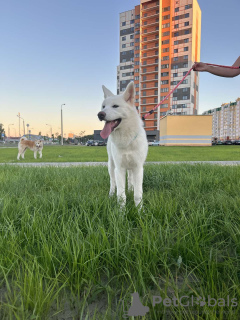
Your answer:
141;3;159;13
141;45;159;52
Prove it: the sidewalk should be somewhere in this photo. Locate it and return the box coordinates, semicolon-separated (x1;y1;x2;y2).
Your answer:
1;161;240;167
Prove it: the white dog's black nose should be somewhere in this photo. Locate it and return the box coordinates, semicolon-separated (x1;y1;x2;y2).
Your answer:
98;111;106;121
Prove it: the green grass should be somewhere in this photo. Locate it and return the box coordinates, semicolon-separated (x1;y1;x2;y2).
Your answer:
0;164;240;319
0;145;240;163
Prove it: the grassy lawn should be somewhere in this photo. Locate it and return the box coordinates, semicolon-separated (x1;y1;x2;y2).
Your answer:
0;164;240;319
0;145;240;163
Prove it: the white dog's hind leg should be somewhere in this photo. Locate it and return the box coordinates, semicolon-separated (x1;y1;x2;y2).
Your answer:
108;158;116;196
127;170;134;191
39;151;42;159
17;152;21;160
132;167;144;208
115;168;126;207
21;149;26;159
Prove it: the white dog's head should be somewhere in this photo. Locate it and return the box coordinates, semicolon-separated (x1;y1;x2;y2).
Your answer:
98;81;136;139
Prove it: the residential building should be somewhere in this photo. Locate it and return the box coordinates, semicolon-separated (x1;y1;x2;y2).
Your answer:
117;0;201;136
202;98;240;141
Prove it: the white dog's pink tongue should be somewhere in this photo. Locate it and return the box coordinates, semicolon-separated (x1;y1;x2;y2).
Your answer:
100;121;115;139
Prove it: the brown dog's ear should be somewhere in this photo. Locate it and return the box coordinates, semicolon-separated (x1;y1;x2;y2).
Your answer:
122;81;135;106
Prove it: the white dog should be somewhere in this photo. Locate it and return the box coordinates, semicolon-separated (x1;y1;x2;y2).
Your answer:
17;137;43;160
98;81;148;208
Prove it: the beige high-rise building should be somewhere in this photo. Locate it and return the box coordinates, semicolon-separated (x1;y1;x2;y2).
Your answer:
203;98;240;140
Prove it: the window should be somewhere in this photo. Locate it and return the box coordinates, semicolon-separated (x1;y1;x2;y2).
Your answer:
174;24;179;29
162;39;169;44
154;99;158;104
183;96;188;100
184;47;189;51
175;7;179;12
143;53;147;57
135;84;139;88
185;21;189;26
135;69;139;73
174;32;179;37
162;48;169;53
155;90;158;95
163;14;170;20
144;45;147;49
144;13;148;17
135;53;139;58
142;83;146;88
143;76;147;80
135;23;140;28
122;36;126;41
174;49;178;53
161;80;168;85
184;38;189;43
162;31;170;36
122;22;126;26
142;91;146;96
174;57;178;61
183;71;188;76
161;72;169;77
122;59;126;62
142;99;146;104
175;16;179;20
173;73;178;77
144;21;147;25
144;37;147;41
183;63;188;68
155;82;158;87
135;76;139;81
135;38;140;43
173;65;178;69
155;66;158;71
143;68;147;73
144;29;147;34
135;30;140;35
162;56;169;61
185;13;189;18
185;29;190;35
135;46;140;50
161;64;169;69
162;23;170;29
174;40;178;45
135;99;139;103
130;35;134;39
122;44;126;48
155;74;158;79
161;88;169;93
185;4;191;9
135;61;139;65
130;19;134;24
155;58;159;63
173;97;177;101
135;14;140;19
184;55;188;60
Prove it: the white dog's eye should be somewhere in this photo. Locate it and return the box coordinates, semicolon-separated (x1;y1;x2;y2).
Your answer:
102;106;105;109
112;105;119;108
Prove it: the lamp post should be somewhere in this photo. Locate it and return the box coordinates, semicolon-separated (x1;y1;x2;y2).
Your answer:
17;114;25;136
8;124;14;140
46;124;52;139
61;104;65;146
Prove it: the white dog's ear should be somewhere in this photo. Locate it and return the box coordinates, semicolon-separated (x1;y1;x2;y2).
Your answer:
123;82;135;106
102;85;114;98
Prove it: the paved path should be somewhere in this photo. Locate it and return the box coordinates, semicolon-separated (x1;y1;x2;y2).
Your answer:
1;161;240;167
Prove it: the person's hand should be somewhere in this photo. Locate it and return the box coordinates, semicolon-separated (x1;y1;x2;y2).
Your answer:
192;62;208;72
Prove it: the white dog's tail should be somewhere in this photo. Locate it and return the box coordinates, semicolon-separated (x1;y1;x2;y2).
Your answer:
20;137;27;141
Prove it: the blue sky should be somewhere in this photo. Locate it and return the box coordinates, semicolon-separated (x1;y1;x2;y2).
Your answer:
0;0;239;136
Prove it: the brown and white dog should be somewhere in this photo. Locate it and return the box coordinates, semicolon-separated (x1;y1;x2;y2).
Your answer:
17;137;43;160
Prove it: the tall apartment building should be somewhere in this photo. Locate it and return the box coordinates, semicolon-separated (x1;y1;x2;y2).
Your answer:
202;98;240;141
117;0;201;138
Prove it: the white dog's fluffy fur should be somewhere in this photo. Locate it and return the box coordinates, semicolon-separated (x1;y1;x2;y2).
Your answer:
17;137;43;160
98;81;148;208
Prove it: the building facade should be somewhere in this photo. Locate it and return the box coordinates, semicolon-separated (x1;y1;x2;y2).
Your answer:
117;0;201;134
202;98;240;141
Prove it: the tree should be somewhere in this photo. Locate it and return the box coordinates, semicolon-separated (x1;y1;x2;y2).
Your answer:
0;123;5;140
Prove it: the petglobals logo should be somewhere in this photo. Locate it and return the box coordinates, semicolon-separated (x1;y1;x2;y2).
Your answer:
121;292;238;318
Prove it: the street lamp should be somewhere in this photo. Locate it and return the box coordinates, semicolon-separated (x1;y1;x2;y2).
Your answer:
46;124;52;138
8;124;14;140
61;104;65;146
17;114;25;136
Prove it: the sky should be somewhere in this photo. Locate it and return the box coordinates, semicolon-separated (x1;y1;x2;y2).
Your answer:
0;0;240;137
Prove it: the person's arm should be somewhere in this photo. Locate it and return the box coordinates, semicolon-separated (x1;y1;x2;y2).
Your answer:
193;57;240;78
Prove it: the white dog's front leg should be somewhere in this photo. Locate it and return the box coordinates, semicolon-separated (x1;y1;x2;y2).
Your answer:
39;151;42;159
115;167;126;207
128;170;134;191
108;159;116;196
17;152;21;160
34;151;37;159
132;167;144;208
